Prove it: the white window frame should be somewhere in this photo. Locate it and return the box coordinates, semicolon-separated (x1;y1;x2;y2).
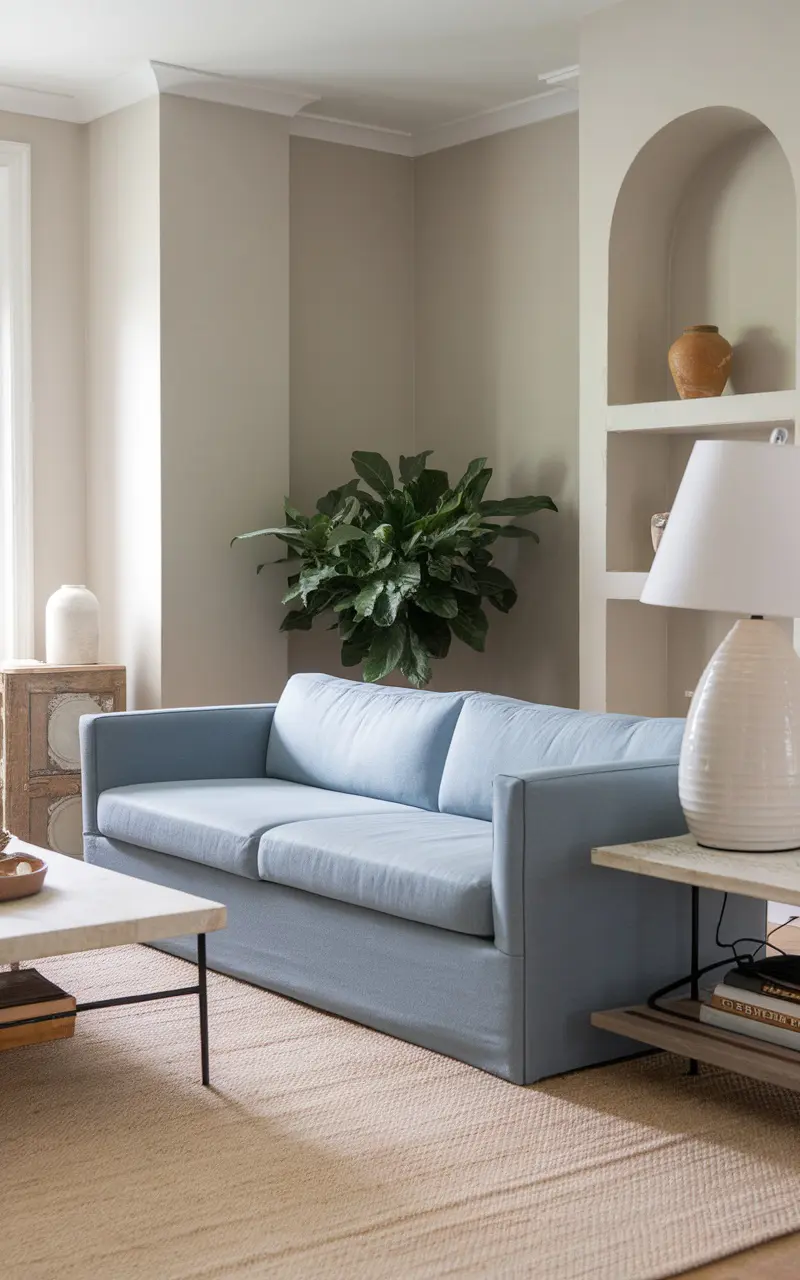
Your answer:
0;141;32;658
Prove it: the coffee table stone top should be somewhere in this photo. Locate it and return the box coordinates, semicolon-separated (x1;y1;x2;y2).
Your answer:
592;832;800;907
0;842;226;965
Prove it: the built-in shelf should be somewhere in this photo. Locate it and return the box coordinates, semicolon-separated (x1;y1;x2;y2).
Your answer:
605;571;649;600
606;388;796;435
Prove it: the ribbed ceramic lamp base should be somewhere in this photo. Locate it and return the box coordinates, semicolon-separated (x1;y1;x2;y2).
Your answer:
679;619;800;853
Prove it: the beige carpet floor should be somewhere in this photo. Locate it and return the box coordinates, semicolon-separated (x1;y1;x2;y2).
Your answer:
4;946;800;1280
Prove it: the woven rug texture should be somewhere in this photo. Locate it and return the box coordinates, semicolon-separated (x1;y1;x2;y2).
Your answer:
4;944;800;1280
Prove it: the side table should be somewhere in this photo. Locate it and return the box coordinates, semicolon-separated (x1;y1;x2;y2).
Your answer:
0;663;126;857
591;834;800;1093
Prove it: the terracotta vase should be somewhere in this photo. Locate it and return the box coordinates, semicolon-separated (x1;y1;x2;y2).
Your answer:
668;325;732;399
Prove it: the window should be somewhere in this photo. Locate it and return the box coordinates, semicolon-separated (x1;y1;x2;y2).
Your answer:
0;141;32;658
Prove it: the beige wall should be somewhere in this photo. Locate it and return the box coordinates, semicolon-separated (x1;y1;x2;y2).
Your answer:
160;96;290;706
7;97;578;710
0;112;86;657
414;113;579;706
87;99;162;706
288;137;415;677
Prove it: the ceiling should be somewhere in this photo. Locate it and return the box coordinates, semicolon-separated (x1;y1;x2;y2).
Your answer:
0;0;612;137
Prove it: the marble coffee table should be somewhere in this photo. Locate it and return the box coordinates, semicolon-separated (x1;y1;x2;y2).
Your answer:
0;842;226;1084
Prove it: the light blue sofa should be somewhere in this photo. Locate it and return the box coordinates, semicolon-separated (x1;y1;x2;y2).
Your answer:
80;672;763;1084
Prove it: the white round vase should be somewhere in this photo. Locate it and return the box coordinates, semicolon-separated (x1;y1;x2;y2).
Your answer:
45;585;100;665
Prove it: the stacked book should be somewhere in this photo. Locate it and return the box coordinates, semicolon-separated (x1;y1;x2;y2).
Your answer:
0;968;75;1051
701;956;800;1050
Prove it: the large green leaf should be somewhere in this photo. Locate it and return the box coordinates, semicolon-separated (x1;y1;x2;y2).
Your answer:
283;563;340;605
427;555;453;581
453;457;488;494
461;467;493;506
422;513;483;551
474;565;517;613
383;489;416;539
413;468;450;514
475;565;516;594
316;478;361;517
451;566;479;594
370;550;394;573
400;626;432;688
408;605;451;659
495;524;540;541
332;495;361;526
354;579;385;618
398;450;434;485
255;553;299;574
391;559;422;597
416;584;458;619
279;610;314;632
480;495;558;517
231;526;305;546
352;450;394;497
372;589;397;627
372;562;419;627
341;639;368;666
362;623;406;683
451;605;488;652
326;524;370;550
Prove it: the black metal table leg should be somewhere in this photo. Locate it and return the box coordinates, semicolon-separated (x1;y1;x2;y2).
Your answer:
198;933;209;1087
4;944;213;1084
689;885;699;1075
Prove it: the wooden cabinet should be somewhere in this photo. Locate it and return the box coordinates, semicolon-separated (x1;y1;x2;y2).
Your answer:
0;664;126;857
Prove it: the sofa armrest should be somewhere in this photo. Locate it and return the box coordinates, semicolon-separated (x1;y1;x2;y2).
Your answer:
492;759;685;957
491;758;765;1081
80;704;276;835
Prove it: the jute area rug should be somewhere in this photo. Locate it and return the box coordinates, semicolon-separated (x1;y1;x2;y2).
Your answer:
4;946;800;1280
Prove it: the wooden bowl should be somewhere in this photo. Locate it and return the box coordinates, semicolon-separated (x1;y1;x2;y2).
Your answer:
0;854;47;902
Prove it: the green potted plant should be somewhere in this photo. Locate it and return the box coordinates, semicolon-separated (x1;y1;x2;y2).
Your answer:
233;451;556;687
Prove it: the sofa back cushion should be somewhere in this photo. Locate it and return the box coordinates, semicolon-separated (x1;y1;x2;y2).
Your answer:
266;673;466;811
438;693;685;820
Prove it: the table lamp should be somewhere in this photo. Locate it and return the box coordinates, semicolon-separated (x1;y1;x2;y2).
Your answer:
640;435;800;853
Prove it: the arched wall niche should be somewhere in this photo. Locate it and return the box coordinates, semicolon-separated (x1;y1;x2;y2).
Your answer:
608;106;797;405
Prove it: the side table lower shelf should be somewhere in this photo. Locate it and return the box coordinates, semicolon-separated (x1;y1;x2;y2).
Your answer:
592;999;800;1094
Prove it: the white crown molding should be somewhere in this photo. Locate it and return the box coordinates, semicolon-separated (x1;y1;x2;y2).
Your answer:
0;62;318;124
411;85;579;156
289;113;415;156
0;62;577;150
76;65;160;122
538;64;580;87
149;62;319;118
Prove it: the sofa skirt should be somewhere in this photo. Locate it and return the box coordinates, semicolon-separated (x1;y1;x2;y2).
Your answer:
84;834;527;1084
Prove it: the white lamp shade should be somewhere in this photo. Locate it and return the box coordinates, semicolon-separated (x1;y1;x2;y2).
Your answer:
641;439;800;618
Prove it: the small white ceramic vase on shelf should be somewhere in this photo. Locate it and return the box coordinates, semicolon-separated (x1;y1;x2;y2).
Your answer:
45;585;100;665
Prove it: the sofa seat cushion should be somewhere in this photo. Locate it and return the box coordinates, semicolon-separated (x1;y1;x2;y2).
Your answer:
96;779;417;879
258;812;493;937
439;693;685;820
265;672;466;811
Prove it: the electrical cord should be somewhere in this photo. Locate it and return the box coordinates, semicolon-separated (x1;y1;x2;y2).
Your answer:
646;894;797;1021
